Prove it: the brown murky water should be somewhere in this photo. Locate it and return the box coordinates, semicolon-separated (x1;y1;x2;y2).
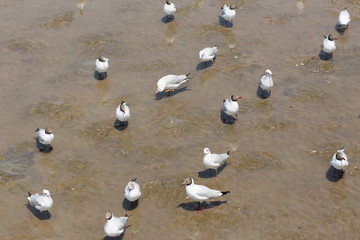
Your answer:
1;0;360;239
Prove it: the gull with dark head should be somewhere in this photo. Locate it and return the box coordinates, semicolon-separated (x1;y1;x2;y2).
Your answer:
115;101;131;127
27;189;53;219
124;178;141;207
163;0;176;21
95;55;109;79
203;148;230;178
337;8;350;33
221;4;238;27
330;147;349;178
104;211;128;239
199;45;218;68
180;177;230;213
155;73;191;96
322;34;337;60
222;95;242;122
35;127;54;151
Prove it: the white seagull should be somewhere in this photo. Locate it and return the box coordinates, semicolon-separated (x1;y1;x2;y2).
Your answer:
95;56;109;79
203;148;230;178
180;177;230;213
104;211;128;238
35;127;54;151
330;147;349;177
27;189;53;219
222;95;242;122
221;4;238;27
199;46;218;68
259;69;274;98
155;73;191;96
322;34;337;59
164;0;176;21
338;8;350;32
115;101;131;127
124;178;141;205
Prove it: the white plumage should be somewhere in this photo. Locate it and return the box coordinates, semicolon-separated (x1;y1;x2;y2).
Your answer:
322;34;337;54
199;46;218;67
164;0;176;17
203;148;230;177
155;73;191;94
180;177;230;212
338;8;350;31
95;56;109;73
221;4;237;25
104;212;128;238
124;178;141;202
259;69;274;91
223;95;241;121
36;128;54;145
116;101;131;122
27;189;53;215
330;147;349;171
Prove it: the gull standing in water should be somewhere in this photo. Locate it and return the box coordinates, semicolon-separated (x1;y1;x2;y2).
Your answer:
322;34;337;60
95;56;109;79
203;148;230;178
115;101;131;127
222;95;242;122
199;45;218;68
104;211;128;239
259;69;274;98
124;178;141;207
155;73;191;96
163;0;176;22
337;8;350;33
35;127;54;151
180;177;230;213
330;147;349;178
27;189;53;219
221;4;238;27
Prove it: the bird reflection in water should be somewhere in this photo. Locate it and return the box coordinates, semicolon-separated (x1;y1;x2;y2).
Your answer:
76;0;85;16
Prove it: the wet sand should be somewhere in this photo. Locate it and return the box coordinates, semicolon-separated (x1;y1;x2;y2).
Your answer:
0;0;360;239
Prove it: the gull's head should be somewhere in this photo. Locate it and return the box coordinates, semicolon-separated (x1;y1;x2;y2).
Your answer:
128;182;135;191
43;189;51;197
180;177;193;186
231;95;242;101
45;127;53;134
324;34;337;41
165;0;171;5
99;56;107;62
105;211;113;221
203;148;211;155
265;69;274;76
120;101;126;113
336;151;346;161
229;4;238;10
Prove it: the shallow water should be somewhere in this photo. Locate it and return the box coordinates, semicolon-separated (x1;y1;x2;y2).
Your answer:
1;0;360;239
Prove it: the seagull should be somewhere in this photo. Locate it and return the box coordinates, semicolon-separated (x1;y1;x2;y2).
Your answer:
35;127;54;151
154;73;191;96
180;177;230;213
124;178;141;206
222;95;242;122
338;8;350;32
330;147;349;178
27;189;53;219
104;211;128;239
203;148;230;178
322;34;337;60
199;46;218;68
95;56;109;79
221;4;238;27
115;101;131;127
163;0;176;21
259;69;274;98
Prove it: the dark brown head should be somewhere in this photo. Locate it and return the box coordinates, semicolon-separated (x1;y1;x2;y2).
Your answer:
99;56;106;62
180;177;193;186
120;101;126;113
231;95;242;101
324;34;337;41
336;151;346;161
166;0;171;5
229;4;238;10
105;211;113;221
45;127;52;134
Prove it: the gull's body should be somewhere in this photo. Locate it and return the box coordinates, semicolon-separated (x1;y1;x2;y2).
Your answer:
322;34;337;59
104;212;128;238
27;189;53;218
155;73;191;95
199;46;218;68
330;147;349;177
222;95;241;121
95;56;109;75
36;128;54;145
221;4;237;26
259;69;274;98
164;0;176;19
180;177;230;212
124;178;141;202
116;101;131;122
203;148;230;177
338;8;350;32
